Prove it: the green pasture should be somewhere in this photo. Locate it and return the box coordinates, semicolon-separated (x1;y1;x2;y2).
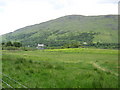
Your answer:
2;48;119;88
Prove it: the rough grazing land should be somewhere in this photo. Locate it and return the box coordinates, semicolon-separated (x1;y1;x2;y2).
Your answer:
2;15;118;47
2;48;118;88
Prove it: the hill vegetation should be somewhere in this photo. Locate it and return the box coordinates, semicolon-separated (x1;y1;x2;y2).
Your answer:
2;15;118;48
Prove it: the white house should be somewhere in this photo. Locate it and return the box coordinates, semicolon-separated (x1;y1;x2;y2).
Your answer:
36;44;45;49
37;44;44;47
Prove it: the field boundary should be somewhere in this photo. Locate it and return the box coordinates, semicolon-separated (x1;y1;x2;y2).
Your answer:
0;72;28;88
0;79;13;88
91;62;118;76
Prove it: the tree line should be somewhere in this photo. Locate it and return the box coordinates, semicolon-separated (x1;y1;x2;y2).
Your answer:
2;41;22;47
1;41;119;50
61;42;120;49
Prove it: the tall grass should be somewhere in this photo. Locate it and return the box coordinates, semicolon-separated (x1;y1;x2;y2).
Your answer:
2;48;118;88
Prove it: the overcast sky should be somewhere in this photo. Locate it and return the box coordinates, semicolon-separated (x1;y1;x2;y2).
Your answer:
0;0;119;35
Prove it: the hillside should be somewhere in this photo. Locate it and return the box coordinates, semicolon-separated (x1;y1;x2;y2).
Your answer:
2;15;118;47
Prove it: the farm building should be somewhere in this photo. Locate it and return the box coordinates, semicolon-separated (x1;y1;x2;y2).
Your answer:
36;44;45;49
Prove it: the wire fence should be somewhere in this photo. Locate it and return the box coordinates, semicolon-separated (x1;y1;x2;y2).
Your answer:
0;72;28;88
0;79;13;88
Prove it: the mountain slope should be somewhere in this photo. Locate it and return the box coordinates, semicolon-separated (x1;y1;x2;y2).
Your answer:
2;15;118;47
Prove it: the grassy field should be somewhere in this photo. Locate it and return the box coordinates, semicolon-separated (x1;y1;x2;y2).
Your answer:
2;48;118;88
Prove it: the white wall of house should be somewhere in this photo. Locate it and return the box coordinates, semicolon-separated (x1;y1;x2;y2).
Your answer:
37;44;44;47
36;44;45;49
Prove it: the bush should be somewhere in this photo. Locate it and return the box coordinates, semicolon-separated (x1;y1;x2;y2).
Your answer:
13;42;22;47
5;41;13;47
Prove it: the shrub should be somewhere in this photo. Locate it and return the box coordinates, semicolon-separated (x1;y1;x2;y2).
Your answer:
13;42;22;47
5;41;13;47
